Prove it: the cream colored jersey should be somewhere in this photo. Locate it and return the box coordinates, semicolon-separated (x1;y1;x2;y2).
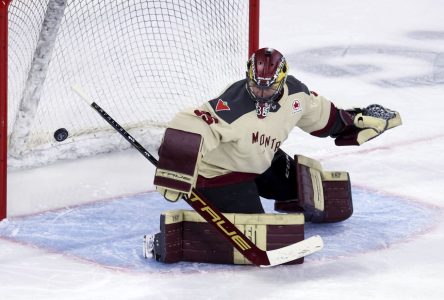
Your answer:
168;75;334;178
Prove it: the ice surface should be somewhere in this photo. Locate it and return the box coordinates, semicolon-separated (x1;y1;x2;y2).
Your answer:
2;0;444;299
0;189;438;274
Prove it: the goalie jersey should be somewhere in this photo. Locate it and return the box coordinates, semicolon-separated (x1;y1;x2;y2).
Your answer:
167;75;335;179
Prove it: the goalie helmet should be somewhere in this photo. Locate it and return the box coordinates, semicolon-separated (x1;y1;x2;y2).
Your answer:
246;48;288;118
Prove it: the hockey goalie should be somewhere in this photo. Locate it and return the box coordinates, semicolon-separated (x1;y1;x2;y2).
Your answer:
148;47;402;265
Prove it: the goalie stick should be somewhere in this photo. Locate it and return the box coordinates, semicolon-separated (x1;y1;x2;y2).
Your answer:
72;85;323;267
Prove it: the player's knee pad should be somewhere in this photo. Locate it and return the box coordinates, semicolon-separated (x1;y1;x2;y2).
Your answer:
274;155;353;223
146;209;305;265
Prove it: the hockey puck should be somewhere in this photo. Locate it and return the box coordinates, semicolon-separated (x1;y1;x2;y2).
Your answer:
54;128;69;142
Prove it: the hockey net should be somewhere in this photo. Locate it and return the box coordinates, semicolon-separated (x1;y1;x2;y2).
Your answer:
0;0;259;219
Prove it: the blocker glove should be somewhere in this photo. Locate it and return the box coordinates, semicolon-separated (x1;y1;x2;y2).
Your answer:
154;128;203;202
334;104;402;146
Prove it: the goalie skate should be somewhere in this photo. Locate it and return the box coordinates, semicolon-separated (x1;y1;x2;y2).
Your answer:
143;234;155;259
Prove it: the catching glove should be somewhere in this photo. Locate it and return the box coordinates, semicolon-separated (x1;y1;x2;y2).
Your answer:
334;104;402;146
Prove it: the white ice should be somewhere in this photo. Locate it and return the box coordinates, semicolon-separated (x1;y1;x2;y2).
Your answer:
2;0;444;299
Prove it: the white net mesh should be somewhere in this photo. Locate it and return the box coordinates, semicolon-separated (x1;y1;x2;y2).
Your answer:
7;0;250;168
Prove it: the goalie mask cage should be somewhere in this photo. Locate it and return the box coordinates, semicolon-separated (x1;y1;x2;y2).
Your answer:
0;0;260;220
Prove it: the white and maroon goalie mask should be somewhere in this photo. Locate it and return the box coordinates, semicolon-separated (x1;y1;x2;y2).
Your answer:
246;48;288;118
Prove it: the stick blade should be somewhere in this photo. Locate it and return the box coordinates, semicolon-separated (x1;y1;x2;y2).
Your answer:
71;84;93;105
261;235;324;267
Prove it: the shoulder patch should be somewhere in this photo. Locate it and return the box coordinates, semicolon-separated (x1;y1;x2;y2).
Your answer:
208;79;255;124
286;75;310;95
291;99;302;114
215;99;231;111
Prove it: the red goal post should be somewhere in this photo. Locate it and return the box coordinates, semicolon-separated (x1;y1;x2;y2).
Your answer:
0;0;260;220
0;0;10;220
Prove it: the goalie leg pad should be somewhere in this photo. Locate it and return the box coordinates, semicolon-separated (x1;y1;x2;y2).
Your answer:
150;210;305;265
274;155;353;223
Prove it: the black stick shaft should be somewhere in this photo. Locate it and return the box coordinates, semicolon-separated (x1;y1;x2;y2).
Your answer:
91;102;159;166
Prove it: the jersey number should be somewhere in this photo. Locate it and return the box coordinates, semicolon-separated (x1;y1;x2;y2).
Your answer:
194;110;219;125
